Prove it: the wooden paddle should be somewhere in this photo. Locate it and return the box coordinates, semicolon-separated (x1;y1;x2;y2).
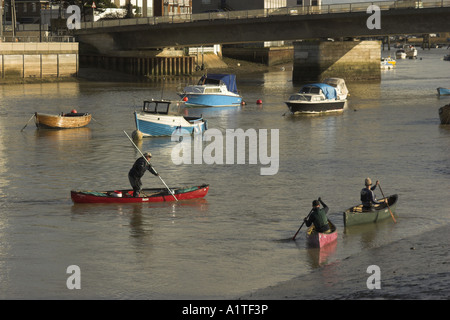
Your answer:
124;130;178;201
377;182;396;223
292;208;314;241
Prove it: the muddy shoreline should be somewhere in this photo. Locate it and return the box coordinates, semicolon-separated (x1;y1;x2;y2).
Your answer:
240;224;450;300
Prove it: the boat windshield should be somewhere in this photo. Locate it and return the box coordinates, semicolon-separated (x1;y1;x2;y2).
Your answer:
289;94;311;101
299;86;321;94
184;86;205;94
198;78;224;86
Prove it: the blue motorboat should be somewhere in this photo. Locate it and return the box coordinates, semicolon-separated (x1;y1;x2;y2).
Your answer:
437;87;450;96
134;99;207;137
178;74;242;107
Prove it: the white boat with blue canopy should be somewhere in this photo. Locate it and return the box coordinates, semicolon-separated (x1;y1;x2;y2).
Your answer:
178;74;242;107
285;78;348;114
134;99;207;137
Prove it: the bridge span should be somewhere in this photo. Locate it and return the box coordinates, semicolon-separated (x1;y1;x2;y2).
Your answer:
75;1;450;53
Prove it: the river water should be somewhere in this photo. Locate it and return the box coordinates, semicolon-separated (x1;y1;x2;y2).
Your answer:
0;48;449;300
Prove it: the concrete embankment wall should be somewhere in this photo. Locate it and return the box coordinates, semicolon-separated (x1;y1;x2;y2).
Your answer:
293;40;381;82
0;42;79;81
80;54;196;77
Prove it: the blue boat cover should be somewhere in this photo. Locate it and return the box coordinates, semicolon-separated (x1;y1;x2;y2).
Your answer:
199;74;238;94
301;83;337;100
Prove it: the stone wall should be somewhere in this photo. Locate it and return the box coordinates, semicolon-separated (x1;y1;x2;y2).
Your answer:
0;42;78;81
293;40;381;82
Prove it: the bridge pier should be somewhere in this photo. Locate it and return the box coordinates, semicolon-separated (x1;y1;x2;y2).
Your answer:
293;40;381;83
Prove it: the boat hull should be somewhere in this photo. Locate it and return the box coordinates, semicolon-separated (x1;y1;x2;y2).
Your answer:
439;104;450;125
181;93;242;107
134;111;207;137
35;112;91;129
306;221;338;248
437;87;450;96
343;194;398;227
71;184;209;204
285;100;345;114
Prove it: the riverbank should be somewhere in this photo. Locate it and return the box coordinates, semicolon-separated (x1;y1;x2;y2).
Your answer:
241;224;450;300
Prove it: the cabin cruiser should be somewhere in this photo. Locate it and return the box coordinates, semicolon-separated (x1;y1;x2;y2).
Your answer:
285;78;348;114
178;74;242;107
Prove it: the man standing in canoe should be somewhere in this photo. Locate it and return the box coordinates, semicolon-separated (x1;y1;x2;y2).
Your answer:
128;152;159;197
304;198;330;233
360;177;385;210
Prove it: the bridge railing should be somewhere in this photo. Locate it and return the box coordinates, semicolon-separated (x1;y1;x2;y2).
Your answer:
80;0;450;30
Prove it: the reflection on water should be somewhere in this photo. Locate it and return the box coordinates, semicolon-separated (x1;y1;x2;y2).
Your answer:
34;127;92;142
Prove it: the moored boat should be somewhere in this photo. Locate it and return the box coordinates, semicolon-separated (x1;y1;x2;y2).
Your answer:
134;99;207;137
35;111;91;129
178;74;242;107
395;49;407;59
306;220;338;248
437;87;450;96
71;184;209;204
381;56;396;66
403;44;418;58
439;104;450;125
285;80;348;114
343;194;398;227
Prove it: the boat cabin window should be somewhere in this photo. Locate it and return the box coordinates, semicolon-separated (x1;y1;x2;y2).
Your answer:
143;101;170;114
204;87;223;94
311;95;325;101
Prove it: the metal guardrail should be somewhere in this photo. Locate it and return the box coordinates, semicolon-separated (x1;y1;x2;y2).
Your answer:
80;0;450;30
1;36;76;43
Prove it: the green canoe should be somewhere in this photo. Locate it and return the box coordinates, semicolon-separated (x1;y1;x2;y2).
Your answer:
343;194;398;227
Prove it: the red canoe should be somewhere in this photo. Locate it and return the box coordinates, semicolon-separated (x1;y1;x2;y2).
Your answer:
306;220;338;248
71;184;209;204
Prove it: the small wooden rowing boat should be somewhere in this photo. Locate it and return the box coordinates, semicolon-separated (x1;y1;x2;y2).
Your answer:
343;194;398;227
306;220;337;248
35;111;91;129
439;104;450;125
71;184;209;204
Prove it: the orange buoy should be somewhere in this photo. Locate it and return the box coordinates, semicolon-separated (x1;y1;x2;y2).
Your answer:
70;109;77;114
183;97;188;102
256;99;262;105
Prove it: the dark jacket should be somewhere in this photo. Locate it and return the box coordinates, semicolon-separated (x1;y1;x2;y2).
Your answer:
361;185;381;208
129;157;157;179
305;199;329;233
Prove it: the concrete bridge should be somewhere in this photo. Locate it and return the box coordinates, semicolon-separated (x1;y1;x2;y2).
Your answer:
75;0;450;54
74;0;450;81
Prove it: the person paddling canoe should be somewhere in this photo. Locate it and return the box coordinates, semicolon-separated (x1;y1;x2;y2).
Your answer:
304;198;330;233
360;177;386;211
128;152;159;197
